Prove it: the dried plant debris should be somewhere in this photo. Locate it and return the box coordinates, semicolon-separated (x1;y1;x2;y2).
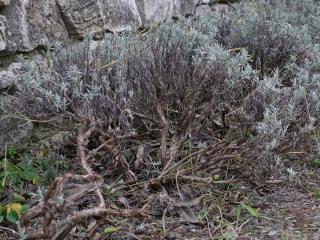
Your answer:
1;0;320;239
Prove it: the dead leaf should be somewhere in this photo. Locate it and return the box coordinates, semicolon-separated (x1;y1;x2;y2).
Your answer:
169;195;206;208
167;195;206;224
134;144;151;169
118;197;131;209
165;232;183;239
177;206;200;224
135;145;145;169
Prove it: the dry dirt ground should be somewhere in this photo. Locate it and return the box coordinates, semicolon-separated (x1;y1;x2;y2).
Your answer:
88;162;320;240
1;145;320;240
118;181;320;240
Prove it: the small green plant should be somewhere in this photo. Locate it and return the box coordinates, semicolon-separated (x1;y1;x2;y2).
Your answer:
0;160;38;188
103;226;122;235
237;202;260;218
7;145;17;159
311;160;320;168
314;188;320;199
0;202;29;224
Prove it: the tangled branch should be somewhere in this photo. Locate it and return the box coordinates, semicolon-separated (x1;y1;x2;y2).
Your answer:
20;117;148;239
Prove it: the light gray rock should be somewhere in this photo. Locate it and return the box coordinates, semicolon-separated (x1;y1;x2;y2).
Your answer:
136;0;199;25
56;0;106;38
0;16;7;51
0;117;33;147
0;70;14;90
0;15;16;55
0;0;221;57
135;0;174;25
1;0;68;52
104;0;142;32
198;0;210;4
0;95;33;149
211;3;231;13
56;0;141;38
174;0;199;16
0;0;10;7
195;5;213;17
0;62;22;90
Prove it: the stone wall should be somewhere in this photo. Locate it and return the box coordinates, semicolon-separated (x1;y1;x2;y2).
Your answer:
0;0;231;57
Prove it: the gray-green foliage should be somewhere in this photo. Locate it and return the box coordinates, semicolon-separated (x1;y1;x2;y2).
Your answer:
217;0;318;76
9;18;257;134
3;0;320;175
254;47;320;164
204;0;320;171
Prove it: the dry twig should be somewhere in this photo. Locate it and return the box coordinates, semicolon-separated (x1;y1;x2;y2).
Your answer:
20;117;147;239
